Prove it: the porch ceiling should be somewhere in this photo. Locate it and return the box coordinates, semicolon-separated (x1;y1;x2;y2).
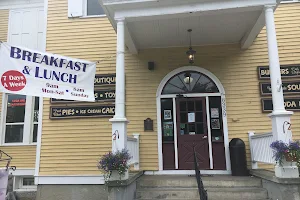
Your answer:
100;0;281;53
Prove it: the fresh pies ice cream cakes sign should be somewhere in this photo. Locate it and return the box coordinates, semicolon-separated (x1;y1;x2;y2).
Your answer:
0;42;96;101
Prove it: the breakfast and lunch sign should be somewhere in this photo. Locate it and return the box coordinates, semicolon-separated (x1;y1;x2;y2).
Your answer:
0;42;96;101
258;65;300;112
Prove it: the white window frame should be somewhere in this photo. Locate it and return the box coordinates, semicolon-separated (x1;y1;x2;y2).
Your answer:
0;94;38;145
14;176;37;192
82;0;106;18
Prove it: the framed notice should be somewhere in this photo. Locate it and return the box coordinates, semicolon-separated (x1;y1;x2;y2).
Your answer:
163;122;173;137
211;108;219;118
164;110;172;120
211;119;221;130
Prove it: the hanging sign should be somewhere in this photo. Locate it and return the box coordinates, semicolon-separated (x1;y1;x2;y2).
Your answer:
50;89;115;103
50;105;115;119
260;81;300;96
94;74;116;86
260;81;300;95
262;98;300;112
0;42;96;101
258;65;300;79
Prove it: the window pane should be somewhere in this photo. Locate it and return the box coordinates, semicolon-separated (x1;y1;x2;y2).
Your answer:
162;71;219;94
6;95;26;123
5;125;23;143
23;177;34;186
87;0;105;15
34;97;39;122
33;124;38;143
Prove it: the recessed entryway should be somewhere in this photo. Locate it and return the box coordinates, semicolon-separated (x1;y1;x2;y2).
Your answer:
156;66;230;172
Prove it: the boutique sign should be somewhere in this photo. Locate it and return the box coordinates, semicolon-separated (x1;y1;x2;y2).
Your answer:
0;42;96;101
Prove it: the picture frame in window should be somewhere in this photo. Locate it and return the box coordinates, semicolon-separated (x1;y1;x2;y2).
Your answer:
163;110;172;120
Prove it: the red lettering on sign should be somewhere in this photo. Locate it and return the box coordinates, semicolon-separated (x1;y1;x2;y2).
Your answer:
1;70;26;91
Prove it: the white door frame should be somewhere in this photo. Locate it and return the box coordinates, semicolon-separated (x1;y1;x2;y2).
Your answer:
156;66;231;172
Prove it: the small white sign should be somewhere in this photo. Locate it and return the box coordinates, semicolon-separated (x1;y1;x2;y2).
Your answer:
188;112;195;123
211;108;219;118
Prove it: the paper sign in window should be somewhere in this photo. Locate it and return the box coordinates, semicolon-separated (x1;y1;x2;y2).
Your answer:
211;108;219;118
188;112;195;123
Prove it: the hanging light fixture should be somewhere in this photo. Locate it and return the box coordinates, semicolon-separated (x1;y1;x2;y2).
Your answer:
186;29;196;64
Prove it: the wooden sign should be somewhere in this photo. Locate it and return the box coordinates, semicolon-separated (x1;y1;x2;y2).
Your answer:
258;65;300;79
260;81;300;96
262;98;300;112
94;74;116;86
51;89;115;103
50;105;115;119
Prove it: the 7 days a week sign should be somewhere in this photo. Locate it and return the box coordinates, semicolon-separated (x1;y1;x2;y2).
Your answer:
0;42;96;101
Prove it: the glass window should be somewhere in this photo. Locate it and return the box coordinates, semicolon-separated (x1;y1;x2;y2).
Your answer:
87;0;105;16
3;94;39;144
162;71;219;94
5;95;26;143
23;177;35;186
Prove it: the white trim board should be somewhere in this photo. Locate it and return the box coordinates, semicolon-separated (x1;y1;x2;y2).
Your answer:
10;169;35;176
35;176;105;185
144;170;232;175
0;1;44;10
34;0;47;178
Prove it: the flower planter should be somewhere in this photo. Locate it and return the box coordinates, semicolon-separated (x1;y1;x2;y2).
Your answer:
108;170;128;181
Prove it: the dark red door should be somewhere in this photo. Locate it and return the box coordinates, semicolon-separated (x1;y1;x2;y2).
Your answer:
176;98;210;170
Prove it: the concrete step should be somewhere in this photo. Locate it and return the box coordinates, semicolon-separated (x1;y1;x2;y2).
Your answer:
135;187;268;200
137;175;262;188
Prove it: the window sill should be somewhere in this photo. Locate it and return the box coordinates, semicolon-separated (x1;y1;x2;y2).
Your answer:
1;143;37;146
14;188;37;192
80;14;107;19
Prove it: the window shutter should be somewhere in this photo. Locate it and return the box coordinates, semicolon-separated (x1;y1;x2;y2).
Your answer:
68;0;83;17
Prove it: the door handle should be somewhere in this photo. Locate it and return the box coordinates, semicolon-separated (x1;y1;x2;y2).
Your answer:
202;136;208;139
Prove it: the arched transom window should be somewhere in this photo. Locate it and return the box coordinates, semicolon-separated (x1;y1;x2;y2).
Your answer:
162;71;219;95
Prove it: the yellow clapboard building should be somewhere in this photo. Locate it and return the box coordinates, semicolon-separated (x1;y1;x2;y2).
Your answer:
0;0;300;199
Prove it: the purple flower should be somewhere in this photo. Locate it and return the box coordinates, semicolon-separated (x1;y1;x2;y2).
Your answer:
97;149;132;178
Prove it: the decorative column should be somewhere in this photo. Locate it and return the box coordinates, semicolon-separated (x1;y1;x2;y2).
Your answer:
110;18;128;153
265;5;297;178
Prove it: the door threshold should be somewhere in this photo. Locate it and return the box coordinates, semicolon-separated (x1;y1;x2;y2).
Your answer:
144;170;231;175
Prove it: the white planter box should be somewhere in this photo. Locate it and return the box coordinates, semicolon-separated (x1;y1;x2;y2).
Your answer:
275;160;299;178
108;170;129;181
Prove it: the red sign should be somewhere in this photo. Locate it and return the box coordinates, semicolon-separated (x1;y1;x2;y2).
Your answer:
1;70;26;91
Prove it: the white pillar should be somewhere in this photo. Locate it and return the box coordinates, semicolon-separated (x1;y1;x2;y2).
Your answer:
110;18;128;152
265;5;297;178
265;5;293;143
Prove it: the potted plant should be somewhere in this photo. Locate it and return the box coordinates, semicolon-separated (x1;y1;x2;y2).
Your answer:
97;149;131;181
270;140;300;167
